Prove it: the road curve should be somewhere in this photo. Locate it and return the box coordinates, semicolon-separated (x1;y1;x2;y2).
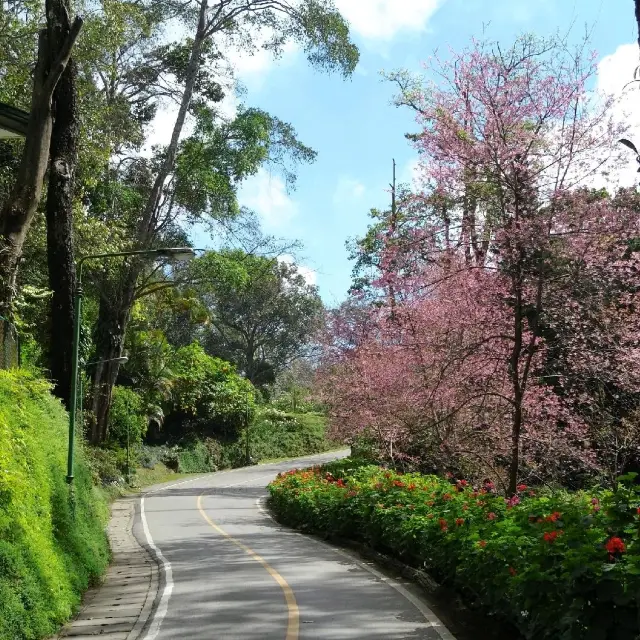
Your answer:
136;451;457;640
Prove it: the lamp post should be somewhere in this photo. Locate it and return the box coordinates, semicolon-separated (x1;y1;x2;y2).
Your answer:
66;247;195;484
245;391;251;466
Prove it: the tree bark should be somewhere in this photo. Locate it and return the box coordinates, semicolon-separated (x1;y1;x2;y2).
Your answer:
0;17;82;318
89;279;136;443
46;0;78;407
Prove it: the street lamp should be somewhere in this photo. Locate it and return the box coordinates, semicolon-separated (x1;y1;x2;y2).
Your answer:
66;247;195;484
618;138;640;172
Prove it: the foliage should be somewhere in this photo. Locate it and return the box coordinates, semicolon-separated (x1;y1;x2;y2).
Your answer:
248;409;336;460
193;250;324;389
0;371;109;640
170;342;255;437
269;461;640;640
107;386;148;447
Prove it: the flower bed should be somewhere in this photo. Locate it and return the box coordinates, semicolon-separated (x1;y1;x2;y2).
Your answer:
268;458;640;640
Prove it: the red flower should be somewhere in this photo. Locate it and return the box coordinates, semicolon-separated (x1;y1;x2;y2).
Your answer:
393;480;405;488
506;495;520;509
442;493;452;501
458;479;469;487
545;511;561;522
477;540;487;548
425;500;435;507
517;484;527;492
336;479;346;488
543;530;563;544
462;504;469;511
484;480;496;491
605;537;626;555
636;507;640;515
456;518;465;526
439;518;448;531
407;483;417;491
487;512;497;520
528;491;536;497
509;567;517;576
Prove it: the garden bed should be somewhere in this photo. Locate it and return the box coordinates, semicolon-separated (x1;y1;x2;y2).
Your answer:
268;458;640;640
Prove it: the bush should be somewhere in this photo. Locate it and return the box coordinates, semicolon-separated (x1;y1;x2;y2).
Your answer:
170;343;255;437
108;385;147;447
247;409;336;461
0;371;110;640
269;460;640;640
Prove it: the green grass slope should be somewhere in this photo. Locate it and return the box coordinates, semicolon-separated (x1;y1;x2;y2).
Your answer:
0;371;110;640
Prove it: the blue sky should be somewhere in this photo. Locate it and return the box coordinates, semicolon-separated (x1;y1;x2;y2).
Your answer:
189;0;635;305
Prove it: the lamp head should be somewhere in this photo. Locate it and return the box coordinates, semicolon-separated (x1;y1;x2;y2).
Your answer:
156;247;196;262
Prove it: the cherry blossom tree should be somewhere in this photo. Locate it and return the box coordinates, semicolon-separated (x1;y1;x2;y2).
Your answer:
319;36;640;494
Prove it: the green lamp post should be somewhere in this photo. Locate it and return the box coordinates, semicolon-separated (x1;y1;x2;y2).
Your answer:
66;247;195;484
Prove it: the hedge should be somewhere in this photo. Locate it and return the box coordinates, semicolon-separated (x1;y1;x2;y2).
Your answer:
0;371;110;640
268;458;640;640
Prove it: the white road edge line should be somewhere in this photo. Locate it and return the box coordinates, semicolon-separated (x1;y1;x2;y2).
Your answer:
255;496;457;640
138;453;349;640
140;475;202;640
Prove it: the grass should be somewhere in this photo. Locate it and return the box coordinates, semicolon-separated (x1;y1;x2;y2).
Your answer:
0;371;110;640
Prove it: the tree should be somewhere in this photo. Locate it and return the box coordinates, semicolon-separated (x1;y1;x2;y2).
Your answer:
319;36;640;493
45;0;79;406
0;6;82;318
86;0;358;441
192;250;323;389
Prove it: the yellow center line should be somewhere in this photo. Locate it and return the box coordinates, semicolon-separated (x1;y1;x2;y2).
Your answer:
196;493;299;640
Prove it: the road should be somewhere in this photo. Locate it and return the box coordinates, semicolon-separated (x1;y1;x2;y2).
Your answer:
136;451;457;640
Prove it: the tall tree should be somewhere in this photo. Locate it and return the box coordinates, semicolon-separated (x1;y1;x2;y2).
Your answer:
88;1;358;441
193;250;323;389
0;7;82;318
45;0;79;406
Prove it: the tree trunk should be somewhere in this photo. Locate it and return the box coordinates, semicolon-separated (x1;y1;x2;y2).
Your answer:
46;0;78;407
0;19;82;318
137;0;207;239
89;285;134;443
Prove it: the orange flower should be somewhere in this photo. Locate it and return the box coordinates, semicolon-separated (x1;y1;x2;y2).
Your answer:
477;540;487;548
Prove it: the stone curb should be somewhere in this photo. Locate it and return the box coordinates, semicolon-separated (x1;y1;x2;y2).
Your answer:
55;496;159;640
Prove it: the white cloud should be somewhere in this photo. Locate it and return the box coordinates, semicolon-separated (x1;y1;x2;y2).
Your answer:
596;44;640;189
280;254;317;286
333;176;366;205
225;39;299;90
241;169;299;228
334;0;441;41
402;157;421;187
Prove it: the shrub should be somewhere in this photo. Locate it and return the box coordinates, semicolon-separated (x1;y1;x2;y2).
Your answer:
269;460;640;640
108;385;147;447
0;370;109;640
171;343;255;437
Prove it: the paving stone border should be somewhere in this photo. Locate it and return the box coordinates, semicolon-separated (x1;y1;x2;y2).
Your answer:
55;496;159;640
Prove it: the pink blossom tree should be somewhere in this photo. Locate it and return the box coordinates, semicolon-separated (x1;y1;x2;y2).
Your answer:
319;36;640;494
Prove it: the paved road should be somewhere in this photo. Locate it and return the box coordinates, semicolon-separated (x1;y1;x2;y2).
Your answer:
136;451;456;640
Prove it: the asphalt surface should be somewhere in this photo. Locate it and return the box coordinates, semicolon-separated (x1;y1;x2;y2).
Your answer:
136;451;457;640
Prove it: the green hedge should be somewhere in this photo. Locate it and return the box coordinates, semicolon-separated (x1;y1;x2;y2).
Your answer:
268;459;640;640
0;371;110;640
